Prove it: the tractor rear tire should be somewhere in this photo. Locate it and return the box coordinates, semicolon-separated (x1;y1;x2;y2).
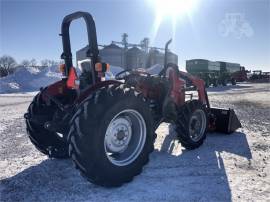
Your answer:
68;84;156;187
175;100;208;150
26;93;69;158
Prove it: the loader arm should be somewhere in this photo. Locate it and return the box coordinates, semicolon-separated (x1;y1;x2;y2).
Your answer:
178;70;210;108
163;63;210;108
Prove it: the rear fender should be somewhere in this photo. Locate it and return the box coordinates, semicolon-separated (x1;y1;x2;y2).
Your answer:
76;80;123;104
41;79;123;105
41;80;67;101
41;80;77;106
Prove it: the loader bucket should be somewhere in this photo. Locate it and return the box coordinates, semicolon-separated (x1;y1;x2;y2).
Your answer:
209;108;242;134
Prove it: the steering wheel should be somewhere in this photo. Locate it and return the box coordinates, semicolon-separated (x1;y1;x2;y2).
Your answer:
115;69;151;80
115;70;132;80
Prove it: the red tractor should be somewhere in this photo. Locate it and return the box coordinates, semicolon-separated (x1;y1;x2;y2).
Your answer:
24;11;241;187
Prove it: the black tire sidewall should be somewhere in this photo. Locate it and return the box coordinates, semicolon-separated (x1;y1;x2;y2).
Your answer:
176;100;208;149
26;93;68;158
71;86;155;185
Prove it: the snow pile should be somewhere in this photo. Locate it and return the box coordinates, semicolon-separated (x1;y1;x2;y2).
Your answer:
0;66;62;93
146;64;163;75
0;65;124;93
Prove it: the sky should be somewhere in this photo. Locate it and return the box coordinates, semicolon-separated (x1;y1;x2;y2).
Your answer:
1;0;270;71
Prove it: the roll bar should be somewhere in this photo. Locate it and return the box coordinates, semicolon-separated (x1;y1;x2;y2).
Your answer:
60;11;99;82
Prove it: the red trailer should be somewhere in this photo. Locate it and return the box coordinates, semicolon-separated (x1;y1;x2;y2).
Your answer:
231;66;248;82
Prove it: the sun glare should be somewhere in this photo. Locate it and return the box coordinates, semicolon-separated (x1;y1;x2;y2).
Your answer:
149;0;198;43
153;0;197;19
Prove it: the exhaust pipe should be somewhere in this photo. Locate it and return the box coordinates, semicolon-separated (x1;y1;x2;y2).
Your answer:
209;108;242;134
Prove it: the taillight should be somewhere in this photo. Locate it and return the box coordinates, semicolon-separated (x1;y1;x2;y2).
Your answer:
95;63;110;72
59;64;65;74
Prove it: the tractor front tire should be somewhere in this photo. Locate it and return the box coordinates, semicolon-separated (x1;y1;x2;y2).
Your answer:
222;80;227;86
26;93;69;158
213;79;218;87
68;84;155;187
231;78;237;85
205;79;210;88
175;100;208;150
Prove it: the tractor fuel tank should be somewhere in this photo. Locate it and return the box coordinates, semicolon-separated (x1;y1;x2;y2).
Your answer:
209;108;242;134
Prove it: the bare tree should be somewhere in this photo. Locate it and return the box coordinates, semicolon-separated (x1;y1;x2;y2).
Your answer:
41;59;59;67
0;55;17;77
21;59;31;67
41;59;50;67
49;60;59;66
29;58;37;67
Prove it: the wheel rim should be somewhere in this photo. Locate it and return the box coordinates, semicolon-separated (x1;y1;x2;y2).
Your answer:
104;109;146;166
188;109;206;142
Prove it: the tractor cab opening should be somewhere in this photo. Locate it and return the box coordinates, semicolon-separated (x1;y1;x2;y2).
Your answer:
76;46;111;89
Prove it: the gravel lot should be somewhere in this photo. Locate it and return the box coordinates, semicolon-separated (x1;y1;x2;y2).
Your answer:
0;83;269;201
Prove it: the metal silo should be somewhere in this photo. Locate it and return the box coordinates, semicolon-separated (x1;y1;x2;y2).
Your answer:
167;51;178;65
126;47;144;70
99;43;124;68
147;49;164;67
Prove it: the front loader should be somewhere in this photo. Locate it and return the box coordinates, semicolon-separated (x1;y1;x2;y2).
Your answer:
24;11;241;187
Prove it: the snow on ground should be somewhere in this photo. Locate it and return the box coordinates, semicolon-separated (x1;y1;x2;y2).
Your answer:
0;83;269;201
